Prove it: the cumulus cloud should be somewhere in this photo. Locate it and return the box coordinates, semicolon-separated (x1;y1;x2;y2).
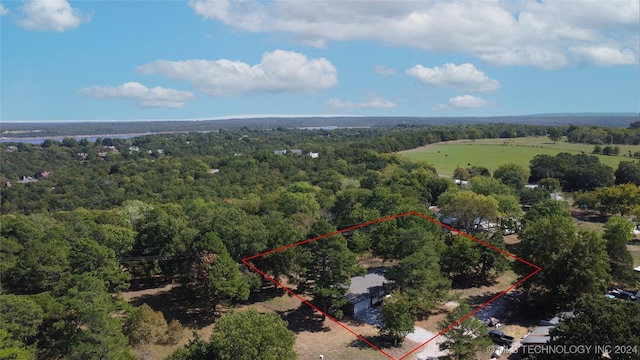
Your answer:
326;94;396;110
374;65;396;76
187;0;639;68
0;4;10;16
18;0;90;32
434;95;497;110
569;46;638;66
136;49;338;96
78;82;195;108
406;63;499;92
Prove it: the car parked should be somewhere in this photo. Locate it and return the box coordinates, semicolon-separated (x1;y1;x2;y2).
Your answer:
489;329;515;347
608;289;638;302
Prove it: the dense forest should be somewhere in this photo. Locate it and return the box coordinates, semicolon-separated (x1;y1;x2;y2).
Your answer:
1;123;639;360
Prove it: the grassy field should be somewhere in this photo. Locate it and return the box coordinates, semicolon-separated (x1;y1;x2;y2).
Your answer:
399;136;640;176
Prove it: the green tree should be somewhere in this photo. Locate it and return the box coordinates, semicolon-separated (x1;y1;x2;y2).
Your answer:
440;234;481;283
572;191;600;212
615;161;640;185
387;244;451;317
380;293;414;345
68;237;130;292
453;166;470;181
592;144;602;154
209;308;297;360
492;193;523;222
596;183;640;216
516;215;610;307
297;219;363;320
166;334;210;360
603;216;635;284
438;303;491;360
438;190;499;233
537;177;560;193
0;295;43;346
468;176;514;197
562;163;615;191
493;162;529;190
548;127;563;143
540;294;640;360
123;304;170;346
476;232;509;282
467;165;490;178
252;213;305;283
523;199;570;224
190;233;250;312
0;329;34;360
55;274;133;360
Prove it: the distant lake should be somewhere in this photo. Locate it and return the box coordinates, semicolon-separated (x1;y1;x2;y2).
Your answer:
0;134;138;145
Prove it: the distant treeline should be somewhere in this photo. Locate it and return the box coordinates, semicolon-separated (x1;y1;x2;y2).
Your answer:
565;121;640;145
1;114;637;138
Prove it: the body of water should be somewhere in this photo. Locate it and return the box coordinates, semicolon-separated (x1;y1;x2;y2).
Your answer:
0;134;138;145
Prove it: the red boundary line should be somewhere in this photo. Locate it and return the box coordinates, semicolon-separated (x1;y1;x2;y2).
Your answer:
241;211;541;360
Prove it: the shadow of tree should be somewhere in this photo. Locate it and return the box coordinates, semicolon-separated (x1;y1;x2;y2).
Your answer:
466;291;539;328
451;276;500;289
348;334;399;350
128;275;174;292
244;282;286;305
130;285;216;329
279;302;331;334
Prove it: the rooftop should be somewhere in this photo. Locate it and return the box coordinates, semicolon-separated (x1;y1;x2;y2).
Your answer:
345;268;388;304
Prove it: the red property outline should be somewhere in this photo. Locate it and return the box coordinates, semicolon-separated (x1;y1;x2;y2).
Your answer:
241;211;542;360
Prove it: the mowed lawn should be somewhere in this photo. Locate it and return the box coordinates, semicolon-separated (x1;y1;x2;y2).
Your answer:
399;137;640;176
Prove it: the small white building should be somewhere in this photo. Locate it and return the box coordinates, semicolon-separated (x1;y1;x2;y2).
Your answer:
308;152;319;158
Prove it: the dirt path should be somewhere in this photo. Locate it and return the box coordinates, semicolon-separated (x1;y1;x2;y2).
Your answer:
120;283;179;302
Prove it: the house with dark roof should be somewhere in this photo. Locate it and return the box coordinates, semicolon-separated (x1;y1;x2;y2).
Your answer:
344;268;389;316
520;312;574;354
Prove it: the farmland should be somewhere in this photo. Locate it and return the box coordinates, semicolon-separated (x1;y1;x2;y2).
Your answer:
399;137;640;176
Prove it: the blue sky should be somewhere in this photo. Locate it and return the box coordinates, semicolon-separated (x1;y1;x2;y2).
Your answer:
1;0;638;122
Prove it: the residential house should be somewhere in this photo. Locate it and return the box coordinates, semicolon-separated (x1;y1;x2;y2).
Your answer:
18;176;37;183
0;177;11;187
344;268;389;316
34;171;50;179
307;152;320;158
520;312;574;354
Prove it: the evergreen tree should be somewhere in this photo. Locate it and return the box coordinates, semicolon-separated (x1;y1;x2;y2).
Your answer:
296;219;363;320
387;244;451;317
190;233;250;312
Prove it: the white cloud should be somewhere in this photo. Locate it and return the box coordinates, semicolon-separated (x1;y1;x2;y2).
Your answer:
188;0;639;68
569;46;638;66
136;49;338;96
18;0;90;32
434;95;497;110
406;63;499;93
78;82;195;108
0;4;10;16
326;94;396;110
374;65;396;76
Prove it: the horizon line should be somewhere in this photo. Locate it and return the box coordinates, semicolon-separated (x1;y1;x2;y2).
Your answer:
1;112;637;124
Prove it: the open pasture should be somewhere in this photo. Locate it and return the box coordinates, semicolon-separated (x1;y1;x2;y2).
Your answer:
399;137;640;176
